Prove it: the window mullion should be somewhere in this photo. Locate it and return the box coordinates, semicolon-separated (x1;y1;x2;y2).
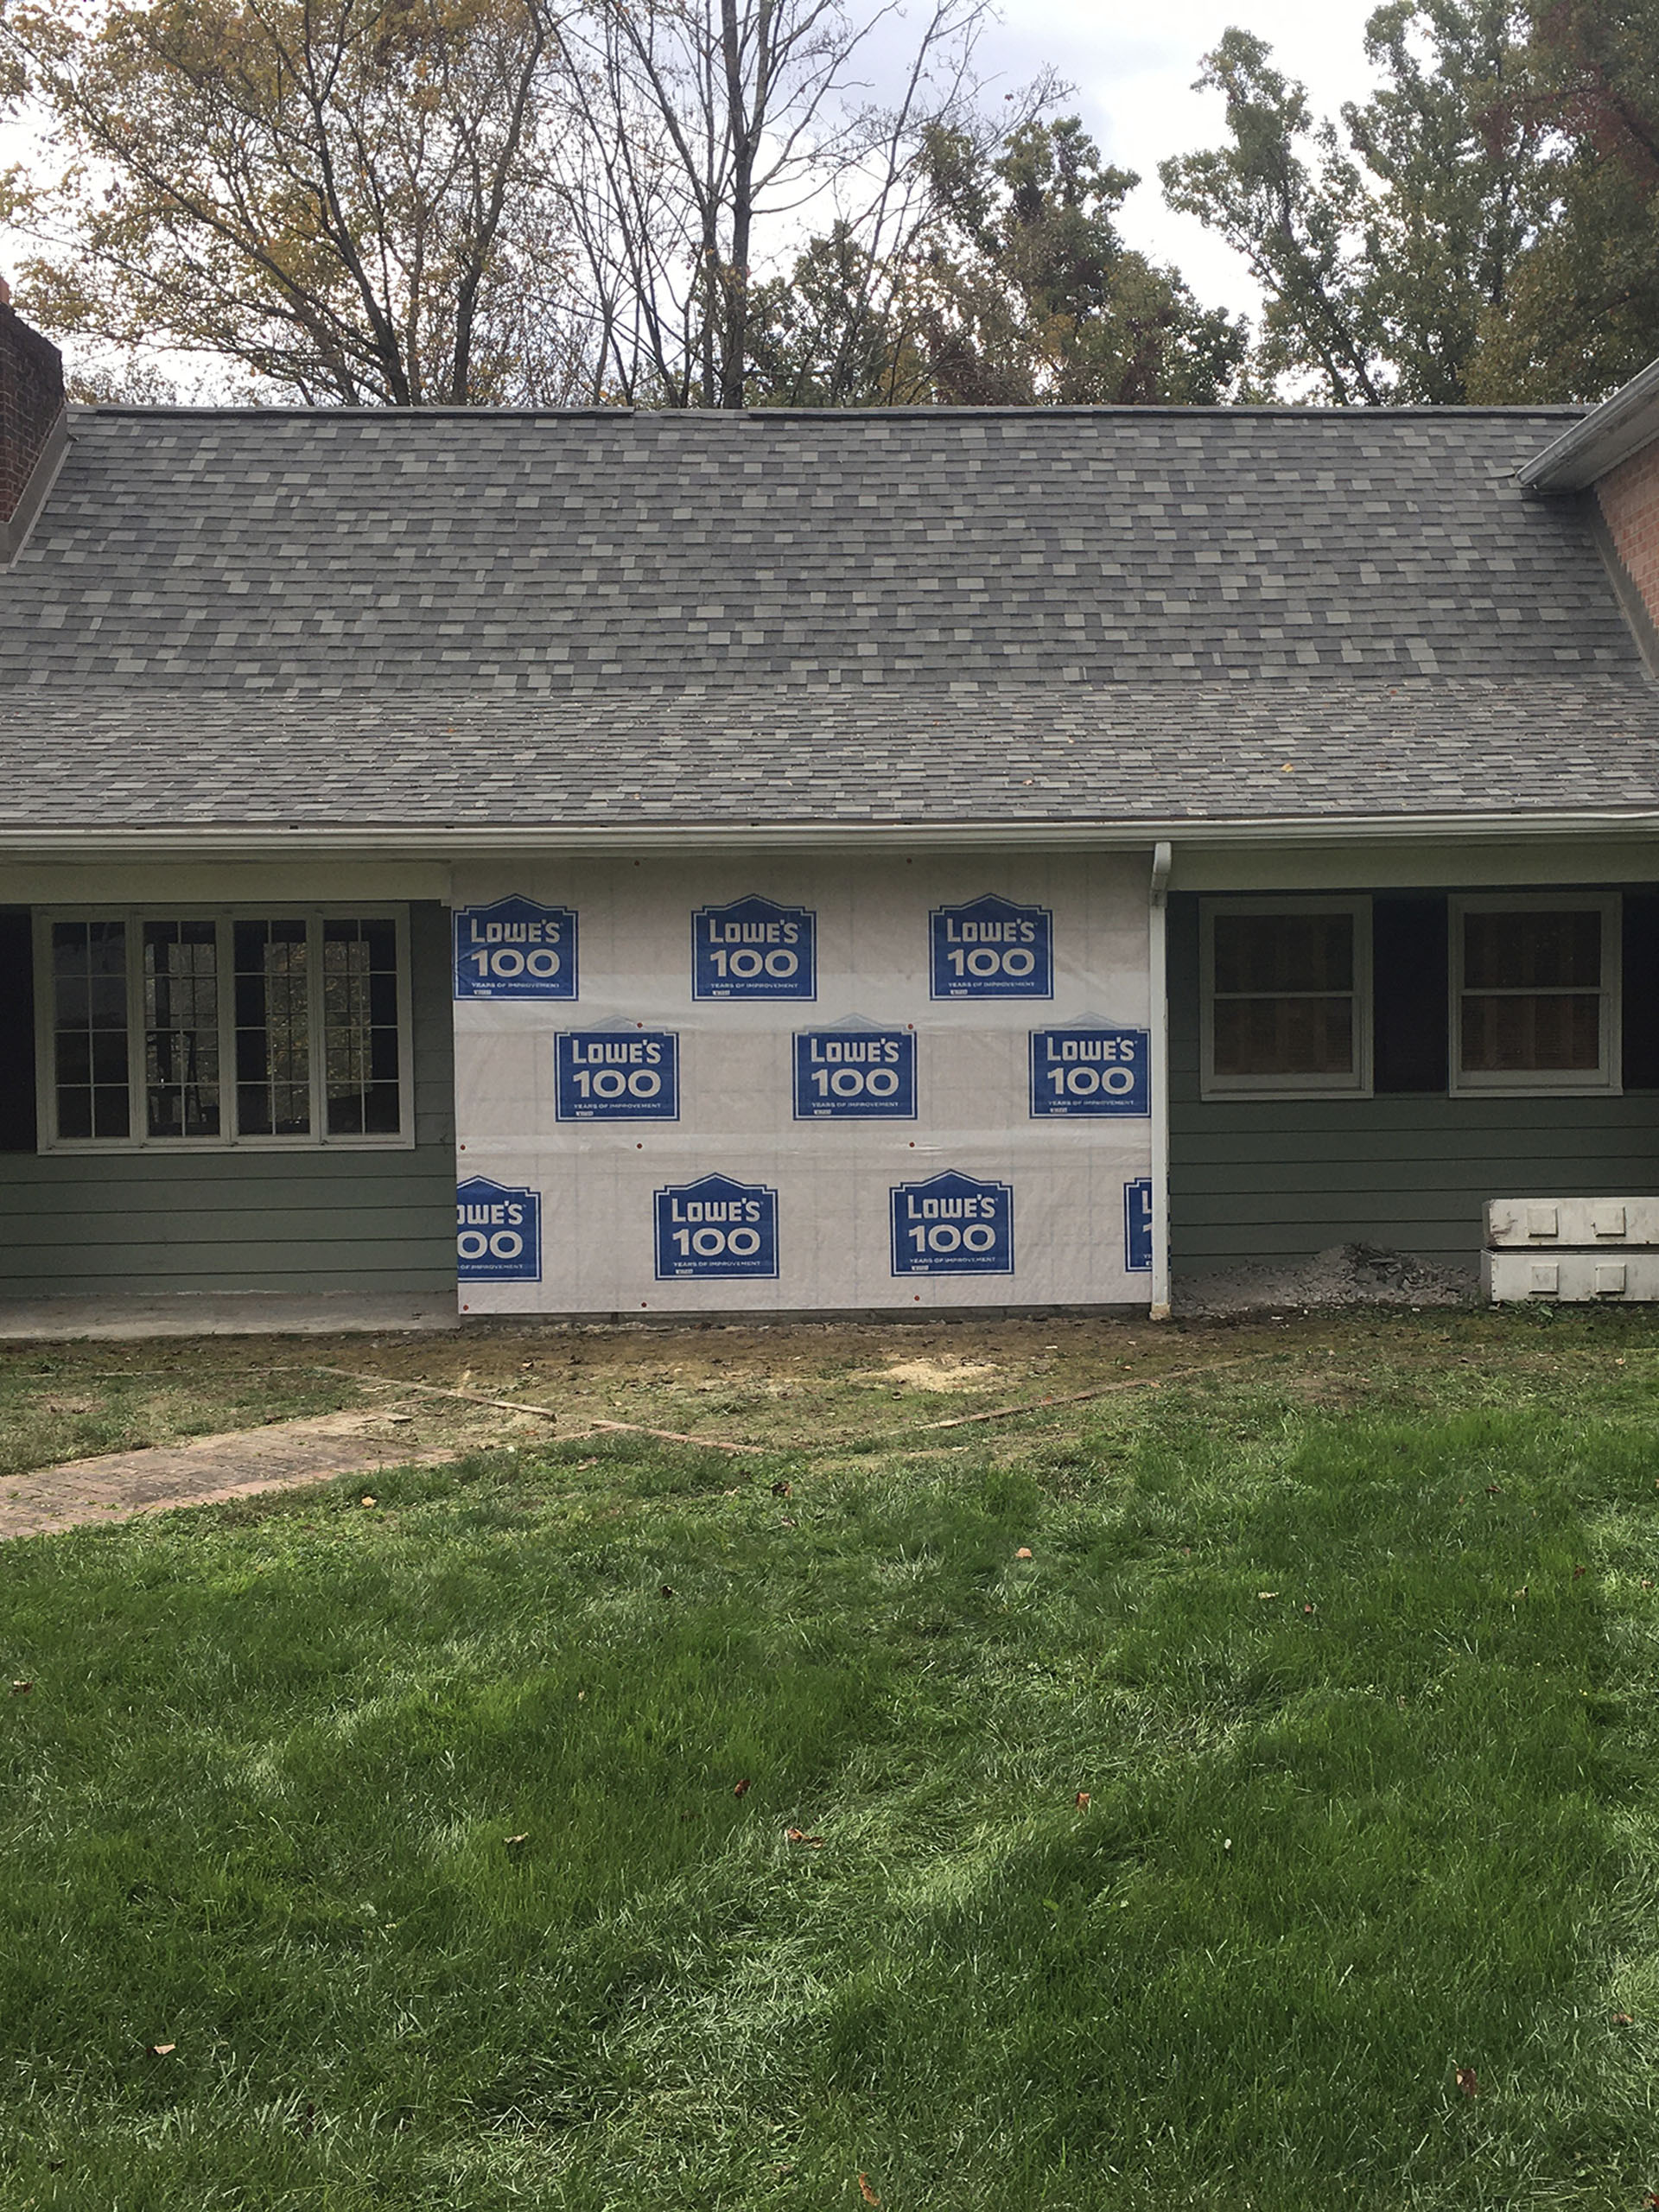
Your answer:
127;911;144;1147
308;914;326;1145
218;918;237;1146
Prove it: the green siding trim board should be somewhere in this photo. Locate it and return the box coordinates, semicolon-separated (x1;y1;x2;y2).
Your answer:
0;900;457;1297
1168;892;1659;1272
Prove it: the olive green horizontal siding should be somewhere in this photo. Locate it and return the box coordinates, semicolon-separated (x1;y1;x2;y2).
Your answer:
0;900;457;1296
1168;892;1659;1271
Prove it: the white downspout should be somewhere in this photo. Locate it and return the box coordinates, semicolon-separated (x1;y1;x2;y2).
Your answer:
1148;841;1173;1321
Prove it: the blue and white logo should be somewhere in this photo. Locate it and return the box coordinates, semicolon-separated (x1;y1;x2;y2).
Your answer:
655;1173;779;1280
1029;1026;1150;1117
454;897;577;1000
456;1175;542;1282
891;1170;1014;1276
1124;1178;1154;1274
556;1028;678;1121
930;894;1052;999
692;895;816;1001
793;1022;916;1120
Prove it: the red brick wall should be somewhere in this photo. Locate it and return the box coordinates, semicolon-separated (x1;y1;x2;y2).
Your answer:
0;302;65;525
1597;440;1659;635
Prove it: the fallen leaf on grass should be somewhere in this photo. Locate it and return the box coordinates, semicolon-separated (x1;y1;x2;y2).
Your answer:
785;1827;824;1847
1455;2066;1478;2098
858;2177;880;2206
1485;1484;1503;1497
1015;1547;1033;1560
1514;1587;1529;1600
1615;2012;1635;2026
146;2044;176;2058
771;1480;792;1497
733;1778;752;1798
1302;1602;1316;1615
359;1497;377;1509
1256;1592;1279;1601
1074;1790;1090;1808
1573;1564;1587;1580
505;1834;529;1849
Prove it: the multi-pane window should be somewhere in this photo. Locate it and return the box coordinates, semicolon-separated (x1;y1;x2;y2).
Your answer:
1201;900;1372;1096
50;921;130;1139
1451;895;1619;1093
39;912;410;1147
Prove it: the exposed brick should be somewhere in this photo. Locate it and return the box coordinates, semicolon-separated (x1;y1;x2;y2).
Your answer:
1597;440;1659;636
0;302;65;526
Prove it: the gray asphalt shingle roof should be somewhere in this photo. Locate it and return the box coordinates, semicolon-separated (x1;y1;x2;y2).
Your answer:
3;400;1655;831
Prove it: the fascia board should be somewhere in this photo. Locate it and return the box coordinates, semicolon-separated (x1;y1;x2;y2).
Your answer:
0;812;1658;859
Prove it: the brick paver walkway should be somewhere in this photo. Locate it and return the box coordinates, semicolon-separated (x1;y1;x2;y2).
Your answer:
0;1414;456;1541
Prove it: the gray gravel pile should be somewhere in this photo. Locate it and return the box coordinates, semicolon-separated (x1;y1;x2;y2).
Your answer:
1175;1242;1478;1319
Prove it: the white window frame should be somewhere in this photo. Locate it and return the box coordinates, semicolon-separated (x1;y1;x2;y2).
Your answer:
34;906;416;1153
1200;896;1374;1101
1449;892;1621;1097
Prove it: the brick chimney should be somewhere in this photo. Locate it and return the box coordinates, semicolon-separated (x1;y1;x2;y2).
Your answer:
0;293;67;563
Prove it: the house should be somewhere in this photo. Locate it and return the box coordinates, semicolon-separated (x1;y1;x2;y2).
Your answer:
4;296;1659;1329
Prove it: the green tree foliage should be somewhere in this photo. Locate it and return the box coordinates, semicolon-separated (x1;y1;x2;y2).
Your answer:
1476;0;1659;397
1160;8;1547;403
1160;2;1659;404
749;117;1245;407
0;0;584;404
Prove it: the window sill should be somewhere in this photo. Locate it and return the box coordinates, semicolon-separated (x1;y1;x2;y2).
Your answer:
38;1135;416;1155
1448;1079;1623;1100
1199;1083;1375;1103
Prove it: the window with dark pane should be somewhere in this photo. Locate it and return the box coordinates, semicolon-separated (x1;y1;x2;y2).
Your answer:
143;920;220;1137
1459;908;1603;1074
1211;911;1356;1078
52;919;129;1139
234;919;310;1135
322;918;400;1135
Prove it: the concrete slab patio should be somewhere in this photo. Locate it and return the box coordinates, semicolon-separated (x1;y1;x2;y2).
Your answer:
0;1293;460;1340
0;1412;459;1541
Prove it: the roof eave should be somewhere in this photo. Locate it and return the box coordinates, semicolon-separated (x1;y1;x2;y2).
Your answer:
1520;359;1659;493
3;810;1659;858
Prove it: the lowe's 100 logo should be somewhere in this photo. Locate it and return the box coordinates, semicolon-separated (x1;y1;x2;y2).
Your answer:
654;1173;779;1280
930;895;1052;999
793;1024;916;1119
556;1029;678;1120
890;1170;1014;1275
454;897;577;1000
692;895;815;1000
456;1175;542;1281
1029;1026;1149;1117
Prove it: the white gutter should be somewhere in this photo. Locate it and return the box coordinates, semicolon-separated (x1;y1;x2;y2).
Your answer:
1147;841;1173;1323
2;811;1659;859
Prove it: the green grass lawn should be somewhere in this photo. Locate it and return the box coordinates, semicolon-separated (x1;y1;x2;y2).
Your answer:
4;1315;1659;2208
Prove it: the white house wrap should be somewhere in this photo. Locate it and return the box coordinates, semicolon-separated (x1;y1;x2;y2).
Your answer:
451;855;1153;1314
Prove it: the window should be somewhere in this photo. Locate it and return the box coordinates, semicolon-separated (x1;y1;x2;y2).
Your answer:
36;911;411;1148
1450;894;1620;1094
1200;899;1372;1097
